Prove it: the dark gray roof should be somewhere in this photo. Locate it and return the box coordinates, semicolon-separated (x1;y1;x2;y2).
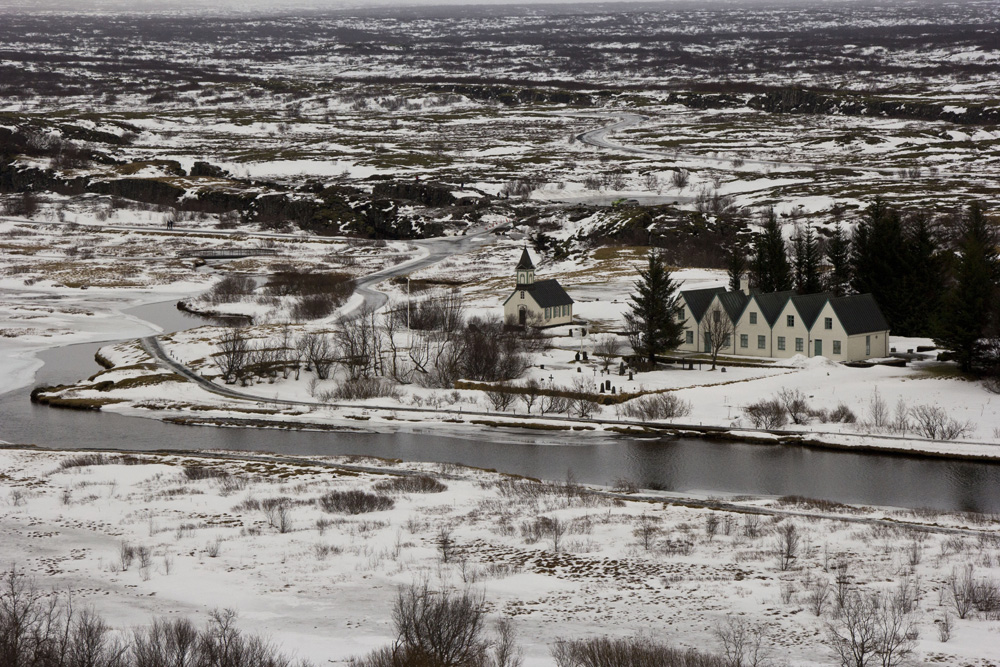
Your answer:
752;290;797;326
516;278;573;308
830;294;890;335
516;248;535;270
681;287;726;323
790;292;830;330
718;291;750;322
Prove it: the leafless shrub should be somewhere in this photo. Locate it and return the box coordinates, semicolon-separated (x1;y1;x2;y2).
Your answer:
937;613;952;642
214;328;251;384
521;516;567;552
671;169;690;190
807;578;830;617
537;393;569;416
332;377;400;400
518;379;542;414
633;514;661;551
714;616;771;667
205;538;222;558
774;522;800;571
58;453;143;469
743;400;787;429
777;388;811;425
298;332;336;380
705;514;719;540
207;274;256;305
486;385;517;412
292;294;339;321
262;498;294;533
612;478;638;494
436;527;455;564
829;403;857;424
319;490;394;514
552;635;726;667
385;584;489;667
910;405;973;440
826;590;915;667
619;392;692;421
183;465;229;481
374;476;447;494
742;514;762;539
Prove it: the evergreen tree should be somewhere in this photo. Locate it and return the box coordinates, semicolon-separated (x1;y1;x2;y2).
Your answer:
899;213;944;336
851;198;909;331
792;224;822;294
624;251;686;367
726;244;748;292
824;220;852;297
934;202;998;372
750;208;792;293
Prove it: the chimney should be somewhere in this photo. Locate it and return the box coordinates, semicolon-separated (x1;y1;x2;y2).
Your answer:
739;275;750;295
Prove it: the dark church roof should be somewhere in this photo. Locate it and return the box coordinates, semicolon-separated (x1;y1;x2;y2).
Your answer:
516;248;535;270
680;287;726;323
830;294;890;335
513;279;573;308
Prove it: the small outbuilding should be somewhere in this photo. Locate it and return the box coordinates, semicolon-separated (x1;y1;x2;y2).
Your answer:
502;248;573;327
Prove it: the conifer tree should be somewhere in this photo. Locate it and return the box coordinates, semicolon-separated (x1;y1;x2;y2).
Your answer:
792;224;822;294
851;198;908;331
624;251;686;367
824;220;852;297
750;208;792;293
934;202;998;372
726;244;748;292
900;213;944;336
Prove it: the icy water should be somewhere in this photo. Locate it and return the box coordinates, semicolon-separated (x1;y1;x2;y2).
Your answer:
2;301;1000;513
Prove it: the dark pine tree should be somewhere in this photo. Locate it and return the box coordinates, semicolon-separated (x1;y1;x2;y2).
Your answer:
824;220;852;297
851;198;909;332
624;251;686;367
726;244;748;292
934;202;998;372
751;208;792;293
899;212;945;336
792;224;822;294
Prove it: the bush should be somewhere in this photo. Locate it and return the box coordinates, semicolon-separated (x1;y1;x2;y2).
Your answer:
374;476;447;494
331;378;401;400
183;465;229;480
291;294;338;320
552;636;726;667
619;393;691;421
318;490;394;514
207;274;256;304
743;399;788;429
828;403;857;424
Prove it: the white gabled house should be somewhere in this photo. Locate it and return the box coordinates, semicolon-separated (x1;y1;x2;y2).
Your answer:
675;280;890;362
502;248;574;327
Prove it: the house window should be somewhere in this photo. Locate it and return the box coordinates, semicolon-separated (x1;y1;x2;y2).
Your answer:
777;336;786;351
520;290;525;299
545;307;550;319
749;312;758;324
723;334;731;348
757;335;766;350
713;310;721;323
795;338;804;352
740;334;748;348
833;340;842;355
678;307;685;321
787;315;795;327
685;330;694;345
866;335;871;356
825;317;833;330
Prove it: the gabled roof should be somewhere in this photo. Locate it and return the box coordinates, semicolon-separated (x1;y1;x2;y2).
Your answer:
830;294;889;335
516;248;535;270
752;290;797;326
790;292;830;330
508;278;573;308
718;291;751;322
681;287;726;323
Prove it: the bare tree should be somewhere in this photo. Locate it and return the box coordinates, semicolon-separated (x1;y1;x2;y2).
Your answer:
701;304;734;370
634;514;661;551
392;583;489;666
714;616;770;667
518;379;542;414
826;591;915;667
298;332;336;380
671;168;689;191
774;522;800;571
593;335;623;372
214;328;251;384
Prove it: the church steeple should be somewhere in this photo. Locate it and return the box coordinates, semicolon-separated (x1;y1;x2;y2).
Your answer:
515;247;535;286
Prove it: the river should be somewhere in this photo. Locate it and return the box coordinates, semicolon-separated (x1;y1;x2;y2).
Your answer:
2;300;999;513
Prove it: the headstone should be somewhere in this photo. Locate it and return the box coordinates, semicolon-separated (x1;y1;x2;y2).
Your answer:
611;387;616;395
577;367;582;373
628;371;634;380
575;352;580;361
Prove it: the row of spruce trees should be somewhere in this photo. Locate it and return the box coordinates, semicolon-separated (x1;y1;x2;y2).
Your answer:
629;199;999;373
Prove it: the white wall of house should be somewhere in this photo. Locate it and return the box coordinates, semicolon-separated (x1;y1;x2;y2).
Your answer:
847;331;888;361
733;296;774;358
773;300;811;359
808;302;849;361
675;302;700;353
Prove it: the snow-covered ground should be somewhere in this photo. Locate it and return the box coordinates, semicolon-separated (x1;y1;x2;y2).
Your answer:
2;448;999;666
